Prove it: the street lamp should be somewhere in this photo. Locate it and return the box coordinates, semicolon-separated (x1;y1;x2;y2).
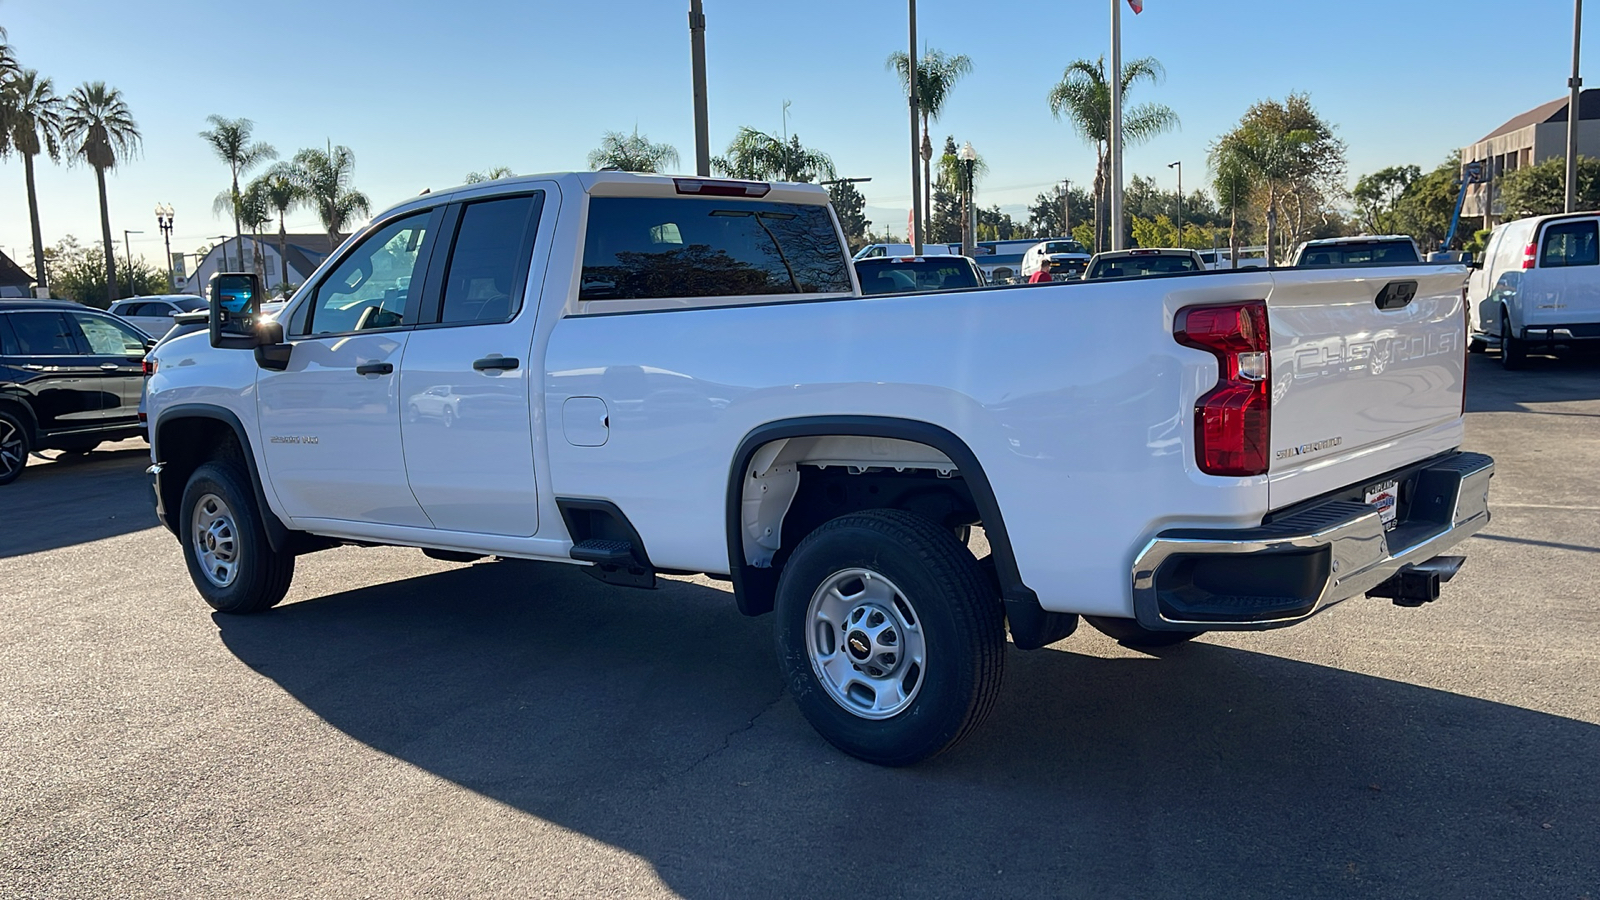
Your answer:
1168;161;1183;241
155;204;175;290
122;230;144;300
959;141;977;257
1059;179;1071;238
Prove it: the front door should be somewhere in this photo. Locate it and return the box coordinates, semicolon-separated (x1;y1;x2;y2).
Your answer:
399;191;545;536
257;209;440;528
0;311;106;433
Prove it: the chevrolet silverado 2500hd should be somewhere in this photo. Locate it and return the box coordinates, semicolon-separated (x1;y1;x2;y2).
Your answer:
146;172;1494;765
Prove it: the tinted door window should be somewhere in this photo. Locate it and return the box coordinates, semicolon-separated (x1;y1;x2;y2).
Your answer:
1540;220;1599;267
580;197;851;301
8;312;78;354
0;316;16;355
71;313;148;357
436;194;541;324
306;212;432;335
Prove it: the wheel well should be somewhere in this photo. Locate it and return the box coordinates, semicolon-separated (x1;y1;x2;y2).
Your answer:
154;416;247;535
0;397;37;441
725;419;1042;629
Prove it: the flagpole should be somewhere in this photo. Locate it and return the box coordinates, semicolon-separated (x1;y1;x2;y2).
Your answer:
1109;0;1125;250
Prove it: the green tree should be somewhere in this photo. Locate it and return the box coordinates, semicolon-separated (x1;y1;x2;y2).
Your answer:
587;129;679;173
1129;213;1218;250
1027;184;1093;238
62;81;140;304
0;26;17;83
1047;56;1178;252
1;69;63;294
251;163;303;293
1210;94;1345;263
199;115;276;274
292;145;370;246
1498;155;1600;220
1390;153;1470;251
1353;164;1420;234
827;180;871;251
464;166;515;184
44;235;167;306
712;127;836;182
888;48;972;242
238;179;274;282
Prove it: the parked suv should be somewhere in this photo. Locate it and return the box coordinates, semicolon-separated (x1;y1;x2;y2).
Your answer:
0;300;151;485
108;295;208;339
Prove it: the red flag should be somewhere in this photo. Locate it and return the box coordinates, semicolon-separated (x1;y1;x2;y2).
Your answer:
1127;0;1143;12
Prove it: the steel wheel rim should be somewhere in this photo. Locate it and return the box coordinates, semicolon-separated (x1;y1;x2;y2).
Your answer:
0;419;22;478
805;567;926;720
192;492;241;588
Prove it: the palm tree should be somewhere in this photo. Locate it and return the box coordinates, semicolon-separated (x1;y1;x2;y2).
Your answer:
464;165;515;183
0;27;18;83
291;145;370;245
1;70;63;296
1209;124;1314;265
711;127;836;183
61;81;140;304
888;48;972;242
587;129;679;172
1047;56;1178;252
238;180;274;284
252;163;303;292
199;115;276;272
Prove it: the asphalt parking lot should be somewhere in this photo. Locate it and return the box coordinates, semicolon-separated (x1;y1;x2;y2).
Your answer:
2;351;1598;899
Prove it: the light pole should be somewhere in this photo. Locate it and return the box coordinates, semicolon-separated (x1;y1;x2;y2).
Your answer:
1168;160;1182;241
959;142;977;257
907;0;922;254
155;204;175;290
688;0;710;177
122;230;144;299
1060;179;1071;238
1568;0;1584;213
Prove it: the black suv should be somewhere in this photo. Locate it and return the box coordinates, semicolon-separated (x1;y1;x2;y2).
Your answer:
0;300;152;485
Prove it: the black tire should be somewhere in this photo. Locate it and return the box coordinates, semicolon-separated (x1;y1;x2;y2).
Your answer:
1500;308;1527;370
774;508;1005;766
179;460;294;614
1468;337;1487;354
1083;615;1204;648
0;409;31;486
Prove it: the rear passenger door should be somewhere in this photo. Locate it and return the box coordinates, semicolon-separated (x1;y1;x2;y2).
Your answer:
0;311;105;432
399;190;547;536
65;311;149;427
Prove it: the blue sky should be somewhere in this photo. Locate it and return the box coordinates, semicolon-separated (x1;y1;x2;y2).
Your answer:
0;0;1592;269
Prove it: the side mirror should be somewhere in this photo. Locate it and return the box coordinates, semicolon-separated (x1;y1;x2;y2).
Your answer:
209;272;263;349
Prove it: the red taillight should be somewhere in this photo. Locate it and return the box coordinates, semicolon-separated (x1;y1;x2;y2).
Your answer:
673;178;771;198
1175;301;1271;477
1521;241;1538;269
142;358;157;376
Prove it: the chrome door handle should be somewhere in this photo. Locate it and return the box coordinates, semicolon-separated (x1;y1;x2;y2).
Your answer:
21;364;45;371
101;363;120;370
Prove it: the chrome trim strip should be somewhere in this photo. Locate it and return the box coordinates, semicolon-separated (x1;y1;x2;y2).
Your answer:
1130;453;1494;630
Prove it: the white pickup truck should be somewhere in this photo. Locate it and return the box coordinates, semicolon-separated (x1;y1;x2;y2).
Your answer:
145;172;1494;765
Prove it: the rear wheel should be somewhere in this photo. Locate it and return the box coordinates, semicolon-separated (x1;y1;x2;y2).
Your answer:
1084;615;1205;648
774;509;1005;766
0;410;30;486
1500;308;1528;370
180;461;294;614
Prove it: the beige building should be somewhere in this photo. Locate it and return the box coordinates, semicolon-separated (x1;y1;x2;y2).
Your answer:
1462;89;1600;226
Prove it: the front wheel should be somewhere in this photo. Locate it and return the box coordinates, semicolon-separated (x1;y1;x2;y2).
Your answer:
774;508;1005;766
0;409;31;486
180;461;294;614
1083;615;1204;648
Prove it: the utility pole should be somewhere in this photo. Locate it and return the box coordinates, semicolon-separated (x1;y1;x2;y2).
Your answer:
908;0;923;254
122;230;144;299
1568;0;1584;213
1061;179;1071;237
1168;161;1183;240
1108;0;1125;250
689;0;711;177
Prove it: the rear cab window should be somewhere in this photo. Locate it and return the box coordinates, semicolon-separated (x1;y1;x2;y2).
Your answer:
856;259;981;295
1539;220;1599;267
1297;241;1419;266
579;196;851;312
1087;253;1200;280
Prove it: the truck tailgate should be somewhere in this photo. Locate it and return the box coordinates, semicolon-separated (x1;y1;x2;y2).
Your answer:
1266;266;1468;508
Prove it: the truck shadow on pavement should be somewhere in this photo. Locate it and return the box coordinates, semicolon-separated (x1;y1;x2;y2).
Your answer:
1466;350;1600;413
217;559;1600;899
0;446;158;559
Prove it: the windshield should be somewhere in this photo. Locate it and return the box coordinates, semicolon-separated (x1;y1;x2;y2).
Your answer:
855;259;981;295
1085;253;1200;280
172;297;208;312
1042;241;1087;255
1296;241;1419;266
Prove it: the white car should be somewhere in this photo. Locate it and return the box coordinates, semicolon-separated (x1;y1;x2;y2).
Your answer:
145;171;1494;766
1020;239;1091;281
1467;212;1600;369
1290;236;1421;267
1083;248;1206;280
109;295;208;340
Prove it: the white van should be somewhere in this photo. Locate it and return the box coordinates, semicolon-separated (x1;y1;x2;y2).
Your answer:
1468;212;1600;368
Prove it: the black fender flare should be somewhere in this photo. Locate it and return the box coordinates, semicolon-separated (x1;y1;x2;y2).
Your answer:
724;416;1070;648
151;403;291;553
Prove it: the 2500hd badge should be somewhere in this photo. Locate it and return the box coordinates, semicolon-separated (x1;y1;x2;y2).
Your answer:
269;435;319;445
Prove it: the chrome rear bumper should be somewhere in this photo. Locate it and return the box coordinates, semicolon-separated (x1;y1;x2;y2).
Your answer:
1129;452;1494;631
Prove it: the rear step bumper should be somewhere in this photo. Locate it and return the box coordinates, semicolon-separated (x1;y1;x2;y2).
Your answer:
1129;451;1494;631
